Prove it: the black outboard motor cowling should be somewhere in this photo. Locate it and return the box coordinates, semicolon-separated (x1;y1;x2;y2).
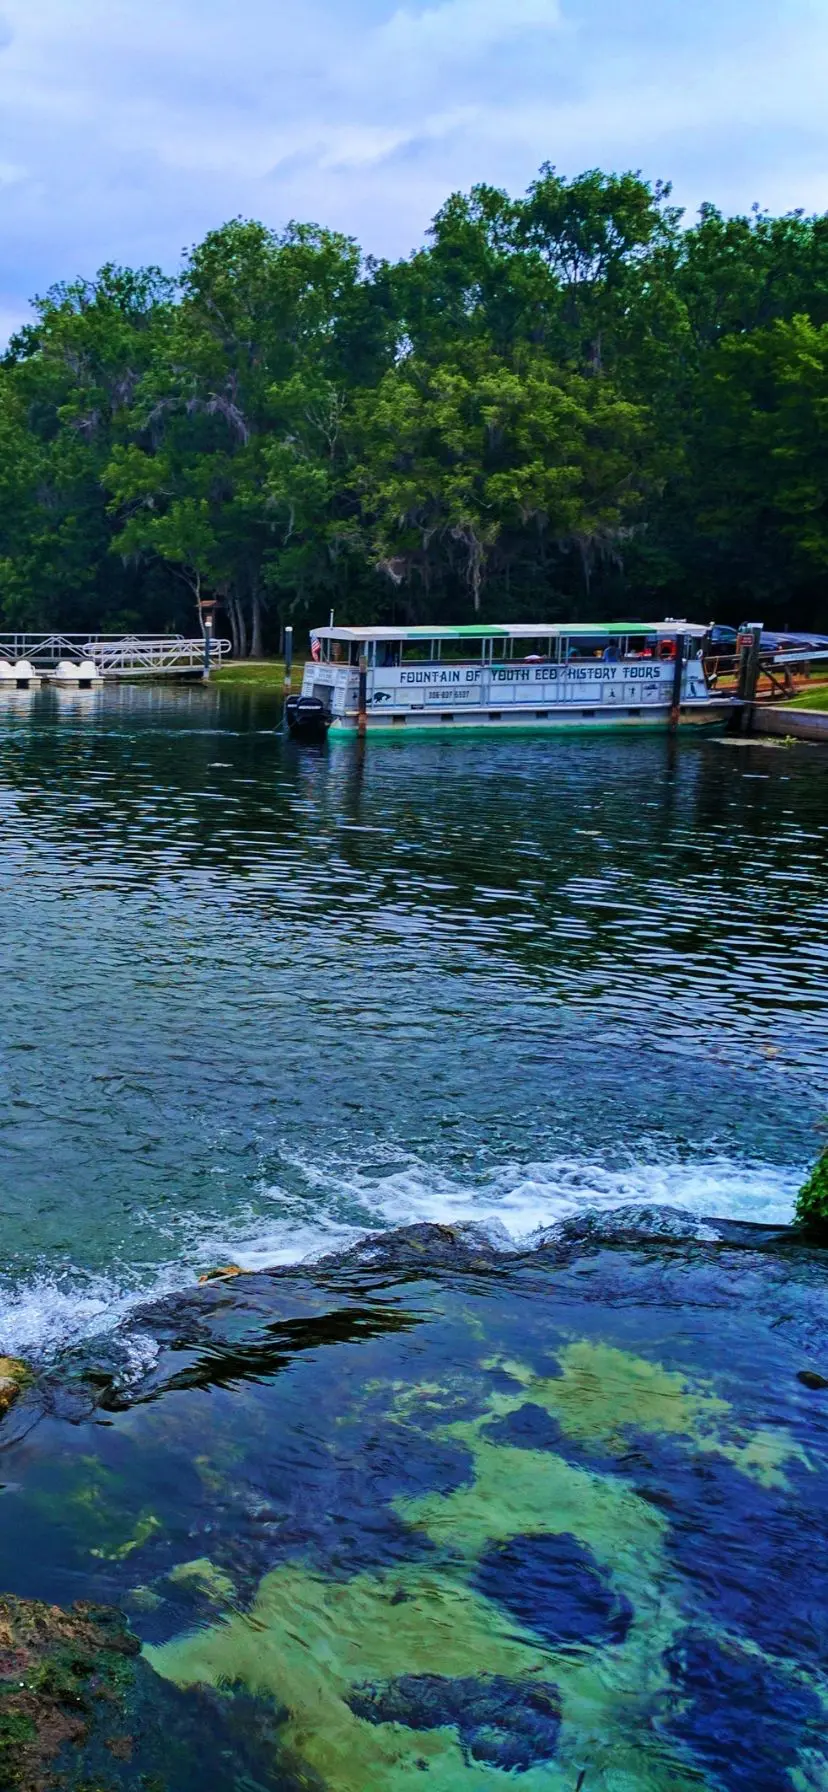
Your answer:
285;694;331;742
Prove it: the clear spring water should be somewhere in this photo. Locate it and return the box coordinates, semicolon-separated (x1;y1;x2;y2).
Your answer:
0;684;826;1360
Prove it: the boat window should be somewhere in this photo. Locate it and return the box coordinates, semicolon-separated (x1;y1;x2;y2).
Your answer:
401;641;431;663
564;637;596;662
441;638;486;663
377;641;401;668
509;636;552;663
566;634;615;661
624;634;652;660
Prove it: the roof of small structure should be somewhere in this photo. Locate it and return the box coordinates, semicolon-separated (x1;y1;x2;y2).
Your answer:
311;620;709;642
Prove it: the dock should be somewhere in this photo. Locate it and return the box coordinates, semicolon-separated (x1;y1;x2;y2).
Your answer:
0;633;231;679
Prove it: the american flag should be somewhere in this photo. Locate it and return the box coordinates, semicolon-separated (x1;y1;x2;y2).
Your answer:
310;630;321;661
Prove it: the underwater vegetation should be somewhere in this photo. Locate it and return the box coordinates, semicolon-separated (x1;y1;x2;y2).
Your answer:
1;1220;828;1790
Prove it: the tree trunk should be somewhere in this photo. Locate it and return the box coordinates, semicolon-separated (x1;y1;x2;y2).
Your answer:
229;593;247;660
250;588;264;660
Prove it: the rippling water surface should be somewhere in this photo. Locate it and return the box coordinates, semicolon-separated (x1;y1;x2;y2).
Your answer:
1;684;826;1356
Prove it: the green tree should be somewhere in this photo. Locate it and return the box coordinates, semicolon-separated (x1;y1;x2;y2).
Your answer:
692;315;828;613
0;264;175;632
1;169;827;645
354;341;652;614
105;219;390;655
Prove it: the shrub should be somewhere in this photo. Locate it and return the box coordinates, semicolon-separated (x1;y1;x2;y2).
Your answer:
795;1150;828;1238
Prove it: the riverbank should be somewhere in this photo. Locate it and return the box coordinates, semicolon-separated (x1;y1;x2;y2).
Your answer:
753;703;828;742
788;682;828;711
1;1212;827;1791
211;658;293;688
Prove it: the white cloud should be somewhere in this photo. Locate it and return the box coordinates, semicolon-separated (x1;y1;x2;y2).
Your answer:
0;0;825;340
374;0;562;62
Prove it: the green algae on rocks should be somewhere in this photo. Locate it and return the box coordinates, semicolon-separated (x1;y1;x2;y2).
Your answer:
796;1148;828;1239
0;1594;301;1792
0;1596;139;1791
0;1361;30;1422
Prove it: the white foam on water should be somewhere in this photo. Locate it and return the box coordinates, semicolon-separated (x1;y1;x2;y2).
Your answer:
274;1148;803;1243
0;1152;805;1365
0;1269;184;1364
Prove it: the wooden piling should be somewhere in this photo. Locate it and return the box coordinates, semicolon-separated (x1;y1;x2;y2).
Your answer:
669;633;686;728
739;624;763;735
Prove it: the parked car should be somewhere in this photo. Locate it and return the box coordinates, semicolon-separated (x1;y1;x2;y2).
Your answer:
705;625;738;654
757;631;828;655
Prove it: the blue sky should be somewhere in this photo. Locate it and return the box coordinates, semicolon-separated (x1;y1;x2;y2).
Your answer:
0;0;826;339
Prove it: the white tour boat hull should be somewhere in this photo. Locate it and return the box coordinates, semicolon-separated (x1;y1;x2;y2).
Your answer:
299;622;732;738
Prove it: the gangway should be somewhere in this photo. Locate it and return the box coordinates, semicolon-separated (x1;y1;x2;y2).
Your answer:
0;634;231;676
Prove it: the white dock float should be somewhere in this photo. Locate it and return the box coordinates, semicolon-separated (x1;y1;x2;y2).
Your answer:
51;659;103;688
0;659;41;689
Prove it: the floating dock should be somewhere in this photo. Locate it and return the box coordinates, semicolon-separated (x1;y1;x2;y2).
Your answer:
0;634;231;680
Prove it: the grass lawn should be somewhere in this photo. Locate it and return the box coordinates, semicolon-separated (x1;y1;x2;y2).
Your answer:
788;682;828;712
212;660;298;689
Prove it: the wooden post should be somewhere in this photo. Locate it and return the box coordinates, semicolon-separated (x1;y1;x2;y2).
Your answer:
284;625;293;693
357;655;368;737
739;624;762;735
669;633;686;728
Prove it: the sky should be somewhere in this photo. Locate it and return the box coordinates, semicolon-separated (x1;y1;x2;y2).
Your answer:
0;0;826;340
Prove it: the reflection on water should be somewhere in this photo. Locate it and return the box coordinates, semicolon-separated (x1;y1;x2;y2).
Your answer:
0;684;826;1355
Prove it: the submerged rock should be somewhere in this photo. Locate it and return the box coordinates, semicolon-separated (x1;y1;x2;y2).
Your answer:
535;1204;720;1249
662;1628;824;1791
3;1226;828;1790
0;1359;30;1421
475;1532;634;1650
348;1673;562;1771
315;1220;512;1273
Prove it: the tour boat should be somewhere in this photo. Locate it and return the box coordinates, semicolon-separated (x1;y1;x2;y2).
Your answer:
291;622;728;738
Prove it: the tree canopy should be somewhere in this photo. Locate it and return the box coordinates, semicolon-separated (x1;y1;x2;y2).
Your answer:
2;169;827;652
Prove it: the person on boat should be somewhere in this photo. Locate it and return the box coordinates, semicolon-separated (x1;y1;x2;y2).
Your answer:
602;642;620;661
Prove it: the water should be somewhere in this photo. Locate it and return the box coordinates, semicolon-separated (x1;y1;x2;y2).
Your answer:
2;685;828;1791
2;1232;828;1790
1;685;826;1359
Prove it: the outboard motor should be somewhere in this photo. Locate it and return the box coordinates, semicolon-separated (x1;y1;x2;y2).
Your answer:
285;694;331;742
